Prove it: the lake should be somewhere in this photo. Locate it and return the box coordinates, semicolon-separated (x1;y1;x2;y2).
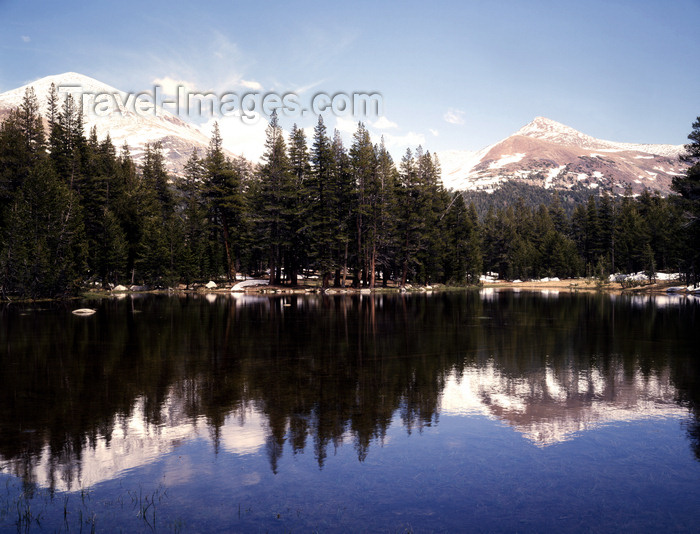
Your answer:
1;290;699;532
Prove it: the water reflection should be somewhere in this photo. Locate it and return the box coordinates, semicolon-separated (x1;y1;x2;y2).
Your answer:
442;362;685;447
0;291;698;491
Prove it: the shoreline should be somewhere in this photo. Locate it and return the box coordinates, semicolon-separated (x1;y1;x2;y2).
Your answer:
91;277;696;298
2;278;697;304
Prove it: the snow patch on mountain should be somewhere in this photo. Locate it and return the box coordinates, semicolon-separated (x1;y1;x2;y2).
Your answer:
516;117;683;158
544;165;566;189
0;72;236;172
438;116;687;194
489;152;525;169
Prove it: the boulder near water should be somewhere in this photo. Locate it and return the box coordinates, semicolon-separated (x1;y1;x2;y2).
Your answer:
72;308;96;316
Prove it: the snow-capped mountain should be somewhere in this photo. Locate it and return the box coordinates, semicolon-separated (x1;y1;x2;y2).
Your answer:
1;75;688;191
440;117;687;194
0;73;233;171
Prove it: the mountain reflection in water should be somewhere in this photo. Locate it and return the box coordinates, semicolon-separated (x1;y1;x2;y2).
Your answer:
0;291;698;492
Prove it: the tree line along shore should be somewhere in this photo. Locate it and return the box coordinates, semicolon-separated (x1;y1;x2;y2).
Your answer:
1;86;698;299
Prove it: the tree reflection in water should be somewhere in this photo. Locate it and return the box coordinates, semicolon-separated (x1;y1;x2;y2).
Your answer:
0;291;698;489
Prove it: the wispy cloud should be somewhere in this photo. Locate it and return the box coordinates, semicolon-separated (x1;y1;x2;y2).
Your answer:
334;115;359;135
372;116;398;130
134;31;251;97
429;128;439;136
383;131;426;151
293;79;326;95
152;76;197;97
289;26;358;71
443;108;465;125
21;35;31;43
239;79;262;90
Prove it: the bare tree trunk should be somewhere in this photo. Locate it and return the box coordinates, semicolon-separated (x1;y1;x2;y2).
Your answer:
269;246;276;285
342;241;348;288
370;243;376;289
357;211;362;287
222;222;235;281
334;268;341;288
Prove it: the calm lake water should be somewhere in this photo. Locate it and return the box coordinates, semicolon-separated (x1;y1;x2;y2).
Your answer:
1;290;699;532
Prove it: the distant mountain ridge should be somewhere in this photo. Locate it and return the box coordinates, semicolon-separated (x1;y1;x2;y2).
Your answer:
0;75;688;191
439;117;687;195
0;72;235;172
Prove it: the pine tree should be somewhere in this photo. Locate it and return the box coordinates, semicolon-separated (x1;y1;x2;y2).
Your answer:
287;123;311;286
17;87;45;159
570;204;588;267
178;149;208;284
673;116;700;201
531;204;554;278
1;161;86;297
374;138;398;286
330;129;354;287
79;126;111;282
50;93;85;189
258;111;291;284
598;192;615;273
415;148;447;284
395;148;428;286
492;206;519;280
442;193;470;284
204;123;246;281
615;194;649;273
349;122;378;287
308;116;335;287
136;142;178;284
94;135;129;286
114;143;143;284
672;116;700;284
548;191;569;234
481;206;499;276
0;88;46;222
47;83;59;128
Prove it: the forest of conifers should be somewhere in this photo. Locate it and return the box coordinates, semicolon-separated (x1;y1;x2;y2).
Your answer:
1;86;699;298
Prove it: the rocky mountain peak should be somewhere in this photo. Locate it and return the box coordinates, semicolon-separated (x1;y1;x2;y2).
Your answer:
439;117;687;194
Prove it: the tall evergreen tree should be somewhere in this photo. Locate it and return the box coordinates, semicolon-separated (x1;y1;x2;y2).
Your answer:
598;192;615;273
258;111;291;284
443;193;482;284
80;128;128;284
395;149;425;286
136;142;180;284
415;147;447;284
204;123;246;280
374;138;398;286
50;93;85;189
330;129;354;287
114;143;143;284
615;193;648;273
308;116;336;287
349;122;378;287
0;89;46;219
178;149;209;284
286;123;311;286
672;116;700;284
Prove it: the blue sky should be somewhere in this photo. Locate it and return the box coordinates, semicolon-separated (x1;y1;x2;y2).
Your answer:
1;0;699;160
